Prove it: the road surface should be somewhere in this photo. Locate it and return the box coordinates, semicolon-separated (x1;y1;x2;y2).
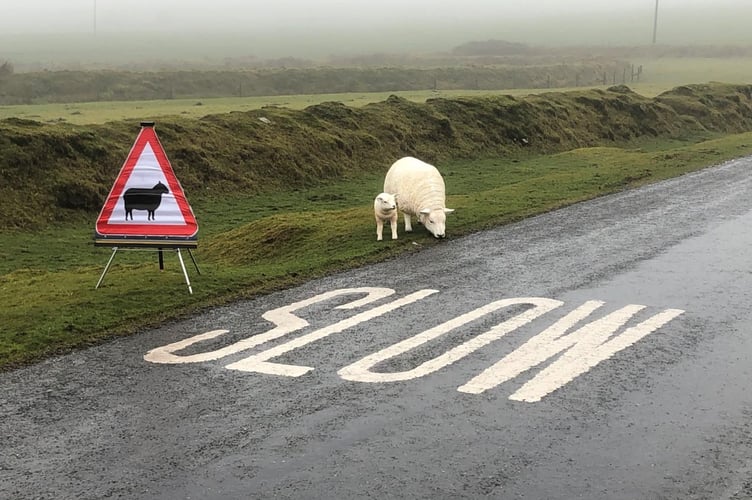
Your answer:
3;156;752;499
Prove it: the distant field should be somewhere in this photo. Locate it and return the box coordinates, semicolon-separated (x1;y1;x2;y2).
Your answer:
0;89;561;125
2;57;751;125
633;57;752;87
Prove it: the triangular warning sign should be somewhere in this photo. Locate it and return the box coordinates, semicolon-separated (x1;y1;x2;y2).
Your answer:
95;122;198;247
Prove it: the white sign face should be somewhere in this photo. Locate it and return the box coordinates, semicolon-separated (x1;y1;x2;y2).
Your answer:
106;143;184;225
144;287;684;403
95;124;198;241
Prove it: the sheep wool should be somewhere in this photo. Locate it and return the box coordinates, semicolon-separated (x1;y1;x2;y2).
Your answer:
383;156;454;239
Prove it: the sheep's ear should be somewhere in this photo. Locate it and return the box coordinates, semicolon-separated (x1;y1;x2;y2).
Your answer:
392;193;398;200
420;208;431;215
444;208;455;214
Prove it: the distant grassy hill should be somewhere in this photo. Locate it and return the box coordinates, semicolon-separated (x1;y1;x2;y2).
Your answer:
1;82;752;231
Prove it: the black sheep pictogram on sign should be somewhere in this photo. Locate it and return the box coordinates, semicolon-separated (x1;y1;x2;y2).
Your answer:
123;181;169;221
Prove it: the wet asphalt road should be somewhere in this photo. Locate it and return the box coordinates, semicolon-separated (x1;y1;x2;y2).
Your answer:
3;157;752;499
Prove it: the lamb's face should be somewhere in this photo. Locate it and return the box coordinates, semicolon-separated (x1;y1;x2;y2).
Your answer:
375;193;397;212
420;209;447;238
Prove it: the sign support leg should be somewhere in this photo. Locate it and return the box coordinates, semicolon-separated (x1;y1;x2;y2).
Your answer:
158;247;164;270
187;248;201;275
96;247;119;289
176;248;193;295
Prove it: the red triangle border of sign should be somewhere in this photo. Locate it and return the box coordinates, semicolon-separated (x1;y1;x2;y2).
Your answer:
95;124;198;243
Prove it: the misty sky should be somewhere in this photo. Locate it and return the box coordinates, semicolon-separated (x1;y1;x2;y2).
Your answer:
2;0;751;64
1;0;748;34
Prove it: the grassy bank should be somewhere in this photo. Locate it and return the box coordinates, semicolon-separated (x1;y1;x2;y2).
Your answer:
4;83;752;232
2;131;752;370
3;82;752;370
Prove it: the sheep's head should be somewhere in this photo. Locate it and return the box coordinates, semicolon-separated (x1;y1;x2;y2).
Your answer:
374;193;397;212
419;208;454;238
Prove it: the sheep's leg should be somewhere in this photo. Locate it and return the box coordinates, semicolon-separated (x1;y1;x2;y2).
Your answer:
404;213;413;232
390;214;398;240
376;219;384;241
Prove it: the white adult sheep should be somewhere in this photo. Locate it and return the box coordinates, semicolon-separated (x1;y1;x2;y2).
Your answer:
383;156;454;239
374;192;398;241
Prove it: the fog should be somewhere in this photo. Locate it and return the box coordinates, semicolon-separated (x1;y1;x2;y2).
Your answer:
2;0;749;34
2;0;752;63
3;0;640;33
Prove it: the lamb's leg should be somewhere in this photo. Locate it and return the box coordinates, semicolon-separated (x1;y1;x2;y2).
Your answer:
390;213;398;239
376;218;384;241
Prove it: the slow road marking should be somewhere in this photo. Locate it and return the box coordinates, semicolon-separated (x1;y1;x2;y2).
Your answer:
144;287;684;402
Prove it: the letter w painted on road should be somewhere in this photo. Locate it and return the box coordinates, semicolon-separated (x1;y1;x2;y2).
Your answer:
457;300;684;402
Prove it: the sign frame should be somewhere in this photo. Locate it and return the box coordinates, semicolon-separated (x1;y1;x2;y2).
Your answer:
94;121;199;294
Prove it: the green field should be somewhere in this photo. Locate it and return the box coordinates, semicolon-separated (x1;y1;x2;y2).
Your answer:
2;131;752;370
0;90;487;125
3;54;752;370
3;57;752;125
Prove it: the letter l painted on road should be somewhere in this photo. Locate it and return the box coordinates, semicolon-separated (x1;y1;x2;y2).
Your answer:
225;289;438;376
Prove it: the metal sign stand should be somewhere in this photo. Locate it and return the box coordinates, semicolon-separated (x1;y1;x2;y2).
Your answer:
94;121;200;295
95;246;200;294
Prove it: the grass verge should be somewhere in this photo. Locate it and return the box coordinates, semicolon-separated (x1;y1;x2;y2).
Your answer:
2;132;752;370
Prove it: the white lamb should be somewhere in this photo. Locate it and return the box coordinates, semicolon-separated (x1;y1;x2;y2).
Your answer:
374;192;399;241
383;156;454;239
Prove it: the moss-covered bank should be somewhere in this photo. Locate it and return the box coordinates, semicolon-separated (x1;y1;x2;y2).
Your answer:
1;82;752;231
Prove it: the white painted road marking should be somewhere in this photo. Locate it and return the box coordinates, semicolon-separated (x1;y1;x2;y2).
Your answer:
338;297;562;382
225;289;438;376
144;287;401;364
143;288;685;402
458;300;685;401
